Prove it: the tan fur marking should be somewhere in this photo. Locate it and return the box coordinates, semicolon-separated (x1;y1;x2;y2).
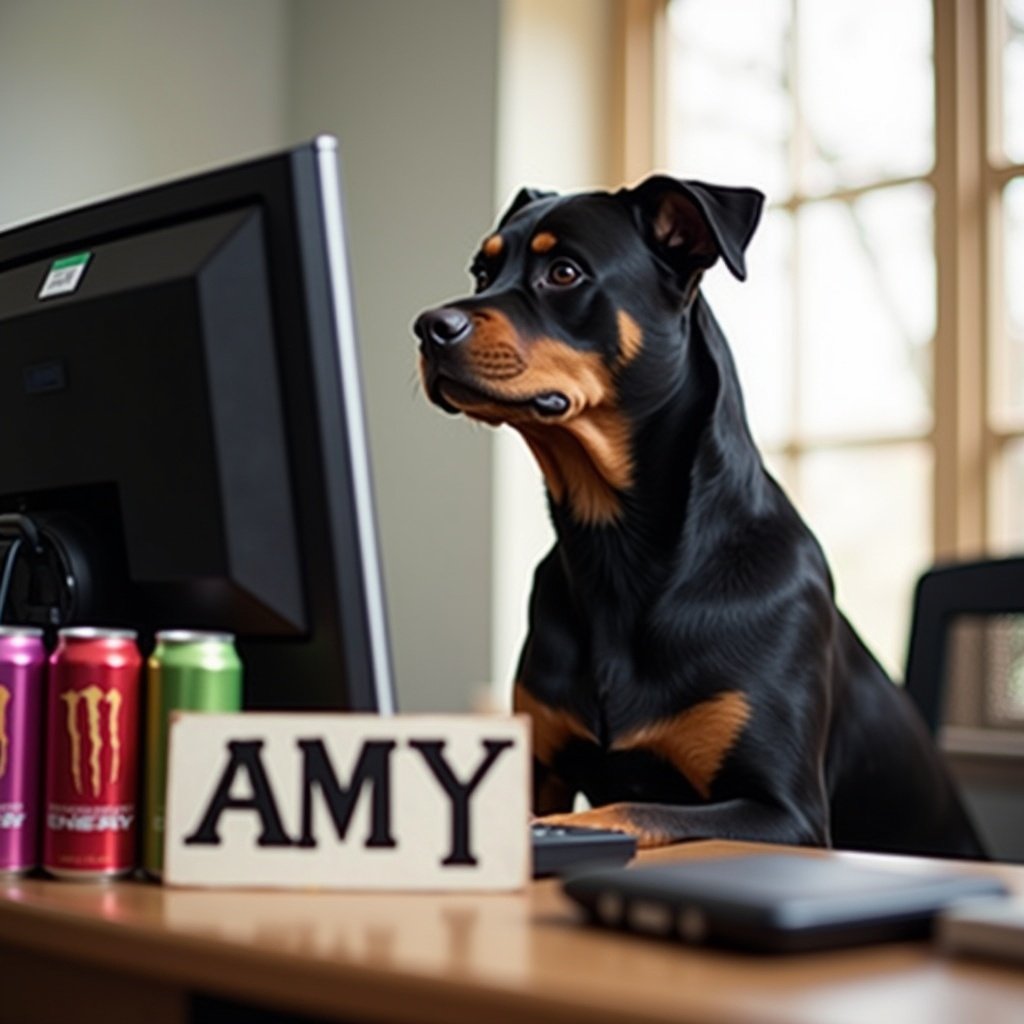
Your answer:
514;682;595;765
520;408;633;525
613;692;751;799
616;310;643;368
535;805;671;849
462;311;528;380
519;431;567;503
530;231;558;254
482;234;504;257
439;310;635;524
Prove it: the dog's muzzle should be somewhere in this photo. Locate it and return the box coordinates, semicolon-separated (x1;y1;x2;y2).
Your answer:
415;305;572;419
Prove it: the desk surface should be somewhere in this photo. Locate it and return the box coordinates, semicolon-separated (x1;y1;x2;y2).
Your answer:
1;841;1023;1024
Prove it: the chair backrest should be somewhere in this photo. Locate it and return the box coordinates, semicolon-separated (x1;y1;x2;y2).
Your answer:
904;556;1024;733
903;556;1024;862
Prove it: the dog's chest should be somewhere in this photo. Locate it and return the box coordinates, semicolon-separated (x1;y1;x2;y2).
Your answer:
522;666;750;806
522;555;752;801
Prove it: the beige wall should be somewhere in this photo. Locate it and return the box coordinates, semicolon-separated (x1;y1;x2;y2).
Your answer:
287;0;502;712
0;0;289;227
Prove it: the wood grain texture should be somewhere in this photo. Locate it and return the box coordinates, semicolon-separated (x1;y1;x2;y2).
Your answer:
0;842;1022;1024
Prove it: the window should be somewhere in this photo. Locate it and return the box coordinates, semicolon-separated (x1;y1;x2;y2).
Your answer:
627;0;1024;700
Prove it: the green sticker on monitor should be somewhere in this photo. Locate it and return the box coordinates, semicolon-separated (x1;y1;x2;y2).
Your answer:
38;251;91;299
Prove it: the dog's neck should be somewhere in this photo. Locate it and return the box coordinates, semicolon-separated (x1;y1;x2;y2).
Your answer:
527;296;769;607
516;405;633;528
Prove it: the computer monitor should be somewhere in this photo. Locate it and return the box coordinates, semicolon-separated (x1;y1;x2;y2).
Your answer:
0;137;395;713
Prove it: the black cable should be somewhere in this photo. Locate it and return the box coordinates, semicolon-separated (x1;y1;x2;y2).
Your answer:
0;537;22;624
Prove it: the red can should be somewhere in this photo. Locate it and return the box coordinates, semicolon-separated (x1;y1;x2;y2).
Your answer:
43;627;142;879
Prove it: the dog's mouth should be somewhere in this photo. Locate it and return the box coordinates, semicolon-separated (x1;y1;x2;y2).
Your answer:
433;375;571;419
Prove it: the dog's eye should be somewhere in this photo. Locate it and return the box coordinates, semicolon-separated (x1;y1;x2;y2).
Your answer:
546;259;582;288
472;267;491;292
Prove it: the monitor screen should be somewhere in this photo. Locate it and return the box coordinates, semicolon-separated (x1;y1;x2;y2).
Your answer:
0;138;395;713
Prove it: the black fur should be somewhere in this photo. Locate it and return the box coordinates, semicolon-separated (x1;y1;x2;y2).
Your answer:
414;176;984;858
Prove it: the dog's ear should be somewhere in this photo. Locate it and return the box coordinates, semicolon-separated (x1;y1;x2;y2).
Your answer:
497;187;556;229
626;175;764;282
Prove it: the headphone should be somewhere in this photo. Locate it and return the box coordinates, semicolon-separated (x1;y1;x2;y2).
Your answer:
0;512;97;627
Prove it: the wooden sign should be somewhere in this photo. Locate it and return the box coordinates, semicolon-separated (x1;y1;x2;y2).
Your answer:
163;714;529;891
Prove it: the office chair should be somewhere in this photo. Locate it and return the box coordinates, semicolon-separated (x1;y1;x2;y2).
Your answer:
904;556;1024;735
903;556;1024;862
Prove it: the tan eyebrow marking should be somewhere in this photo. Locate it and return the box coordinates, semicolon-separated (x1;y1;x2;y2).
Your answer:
530;232;558;254
482;234;504;257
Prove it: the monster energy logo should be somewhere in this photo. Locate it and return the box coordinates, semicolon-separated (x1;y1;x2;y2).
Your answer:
47;810;133;832
61;685;123;795
0;684;9;779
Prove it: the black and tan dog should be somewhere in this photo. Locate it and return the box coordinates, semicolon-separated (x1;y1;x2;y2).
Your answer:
415;176;984;858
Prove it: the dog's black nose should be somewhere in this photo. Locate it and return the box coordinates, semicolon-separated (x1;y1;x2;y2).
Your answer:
415;307;473;348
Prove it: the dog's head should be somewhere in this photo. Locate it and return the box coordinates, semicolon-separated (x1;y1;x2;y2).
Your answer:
415;176;763;525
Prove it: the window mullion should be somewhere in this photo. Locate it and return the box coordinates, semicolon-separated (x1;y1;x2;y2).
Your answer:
933;0;989;559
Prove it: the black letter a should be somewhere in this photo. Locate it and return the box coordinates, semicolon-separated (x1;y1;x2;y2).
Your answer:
184;740;292;847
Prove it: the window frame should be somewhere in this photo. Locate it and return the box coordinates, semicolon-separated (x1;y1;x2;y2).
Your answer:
615;0;1024;742
617;0;1024;578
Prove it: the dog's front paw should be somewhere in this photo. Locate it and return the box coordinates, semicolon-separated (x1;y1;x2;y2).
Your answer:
534;803;672;849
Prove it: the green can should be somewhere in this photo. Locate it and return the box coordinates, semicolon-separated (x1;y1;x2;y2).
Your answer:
144;630;242;877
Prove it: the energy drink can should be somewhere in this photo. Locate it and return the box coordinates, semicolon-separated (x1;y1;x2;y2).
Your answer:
144;630;242;877
43;627;142;879
0;627;46;874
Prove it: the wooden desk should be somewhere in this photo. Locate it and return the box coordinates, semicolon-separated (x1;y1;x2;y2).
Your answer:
1;841;1022;1024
